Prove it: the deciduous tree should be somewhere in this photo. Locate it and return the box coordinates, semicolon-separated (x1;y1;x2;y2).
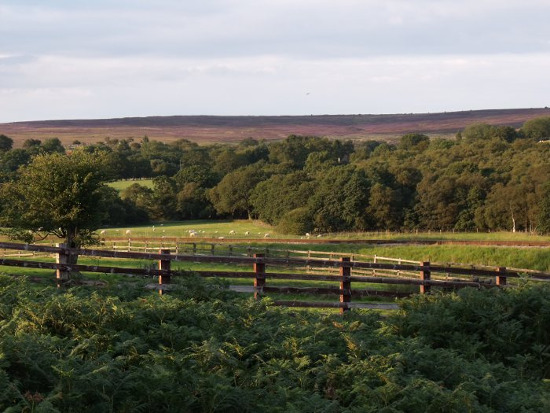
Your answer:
0;151;111;249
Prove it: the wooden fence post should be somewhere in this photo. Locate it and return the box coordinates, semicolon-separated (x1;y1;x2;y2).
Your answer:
496;267;507;286
340;257;351;314
254;253;265;300
56;243;70;287
420;261;431;294
158;248;171;295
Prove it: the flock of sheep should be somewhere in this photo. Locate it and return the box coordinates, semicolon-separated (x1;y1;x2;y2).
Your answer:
99;227;323;239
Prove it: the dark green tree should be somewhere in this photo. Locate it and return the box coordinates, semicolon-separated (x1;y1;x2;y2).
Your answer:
250;171;314;225
208;162;269;218
398;133;429;151
41;138;66;154
521;116;550;140
0;151;110;248
308;166;371;232
0;134;13;152
538;182;550;234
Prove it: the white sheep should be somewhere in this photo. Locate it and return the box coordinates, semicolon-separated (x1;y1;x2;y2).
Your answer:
244;231;250;236
100;230;106;235
125;230;131;235
264;233;270;238
229;230;236;235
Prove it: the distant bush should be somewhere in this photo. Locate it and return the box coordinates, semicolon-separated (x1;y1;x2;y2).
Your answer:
276;207;314;235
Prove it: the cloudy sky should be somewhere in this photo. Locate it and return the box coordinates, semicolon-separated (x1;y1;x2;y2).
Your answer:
1;0;550;122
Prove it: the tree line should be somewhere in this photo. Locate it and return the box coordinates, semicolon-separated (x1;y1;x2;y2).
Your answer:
1;115;550;237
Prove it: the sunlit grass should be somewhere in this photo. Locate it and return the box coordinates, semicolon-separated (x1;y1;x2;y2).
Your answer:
99;219;275;239
97;219;550;242
107;179;154;191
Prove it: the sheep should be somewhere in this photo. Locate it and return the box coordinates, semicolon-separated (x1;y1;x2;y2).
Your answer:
244;231;250;236
229;230;236;235
100;230;106;235
305;232;310;238
264;233;270;238
189;232;196;237
125;230;131;235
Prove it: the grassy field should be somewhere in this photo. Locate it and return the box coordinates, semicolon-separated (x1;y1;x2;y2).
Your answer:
99;219;550;241
107;179;154;191
100;219;274;238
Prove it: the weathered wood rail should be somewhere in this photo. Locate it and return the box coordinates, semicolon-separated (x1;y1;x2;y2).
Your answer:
1;241;549;312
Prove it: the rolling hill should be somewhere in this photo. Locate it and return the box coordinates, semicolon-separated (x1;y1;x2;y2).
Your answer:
1;107;549;147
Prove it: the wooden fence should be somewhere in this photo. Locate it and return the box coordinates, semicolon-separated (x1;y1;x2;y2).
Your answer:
1;241;549;312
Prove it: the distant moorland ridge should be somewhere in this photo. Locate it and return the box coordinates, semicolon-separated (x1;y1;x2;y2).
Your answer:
2;107;549;146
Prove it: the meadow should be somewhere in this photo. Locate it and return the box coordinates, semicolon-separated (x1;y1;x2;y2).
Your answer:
95;220;550;272
107;178;154;191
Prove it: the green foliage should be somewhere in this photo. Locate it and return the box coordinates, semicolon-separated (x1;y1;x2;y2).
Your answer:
538;182;550;234
0;151;111;246
308;166;371;232
276;207;314;234
208;162;270;218
0;134;13;152
522;116;550;140
0;276;548;411
398;133;429;151
251;171;314;225
1;121;548;233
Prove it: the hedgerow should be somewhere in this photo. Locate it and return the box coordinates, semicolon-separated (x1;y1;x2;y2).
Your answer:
0;274;548;412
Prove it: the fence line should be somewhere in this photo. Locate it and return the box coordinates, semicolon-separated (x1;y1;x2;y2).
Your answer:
1;241;549;311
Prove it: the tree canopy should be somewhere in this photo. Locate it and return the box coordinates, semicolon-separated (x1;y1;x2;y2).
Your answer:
1;115;550;234
0;151;111;247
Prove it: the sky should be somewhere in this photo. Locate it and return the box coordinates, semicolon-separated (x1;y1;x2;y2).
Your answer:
1;0;550;122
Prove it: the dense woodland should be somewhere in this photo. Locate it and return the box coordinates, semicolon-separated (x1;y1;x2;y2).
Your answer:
1;116;550;235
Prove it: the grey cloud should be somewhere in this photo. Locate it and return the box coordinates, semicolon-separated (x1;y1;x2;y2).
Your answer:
2;1;550;59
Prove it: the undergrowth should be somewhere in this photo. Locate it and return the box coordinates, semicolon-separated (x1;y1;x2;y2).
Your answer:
0;274;549;412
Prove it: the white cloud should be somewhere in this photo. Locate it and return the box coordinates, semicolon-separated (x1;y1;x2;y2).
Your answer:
1;1;549;121
1;52;549;121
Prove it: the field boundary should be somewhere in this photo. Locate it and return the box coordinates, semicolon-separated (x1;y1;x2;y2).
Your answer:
1;241;549;312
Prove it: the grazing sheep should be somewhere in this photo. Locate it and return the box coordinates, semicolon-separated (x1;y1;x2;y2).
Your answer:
244;231;250;236
189;232;196;237
229;230;236;235
218;236;225;240
305;232;310;238
125;230;131;235
264;233;270;238
100;230;106;235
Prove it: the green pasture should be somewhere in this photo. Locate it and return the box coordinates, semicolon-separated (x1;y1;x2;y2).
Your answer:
99;219;274;239
107;178;154;191
98;219;550;242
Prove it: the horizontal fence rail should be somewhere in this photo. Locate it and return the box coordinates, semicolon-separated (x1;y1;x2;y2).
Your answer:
1;241;549;312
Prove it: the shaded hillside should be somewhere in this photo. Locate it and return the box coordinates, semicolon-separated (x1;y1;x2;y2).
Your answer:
1;108;549;147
